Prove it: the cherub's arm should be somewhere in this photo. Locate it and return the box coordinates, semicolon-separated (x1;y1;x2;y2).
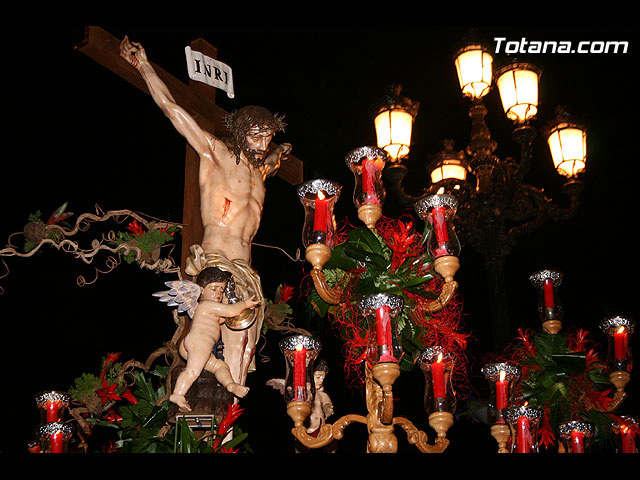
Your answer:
201;296;260;318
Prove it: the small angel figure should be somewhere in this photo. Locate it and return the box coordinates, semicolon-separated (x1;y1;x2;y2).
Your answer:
154;267;260;411
267;359;334;435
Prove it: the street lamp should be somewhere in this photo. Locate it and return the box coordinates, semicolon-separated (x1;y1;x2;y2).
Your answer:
373;85;420;163
495;61;541;124
378;41;587;350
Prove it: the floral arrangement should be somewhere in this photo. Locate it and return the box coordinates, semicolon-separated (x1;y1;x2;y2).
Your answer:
67;352;248;453
503;327;617;449
307;215;468;384
114;219;179;265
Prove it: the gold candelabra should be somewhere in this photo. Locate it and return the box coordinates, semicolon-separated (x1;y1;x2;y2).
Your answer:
287;147;462;453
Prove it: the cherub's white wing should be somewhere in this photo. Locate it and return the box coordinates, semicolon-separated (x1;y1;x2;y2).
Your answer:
153;280;202;318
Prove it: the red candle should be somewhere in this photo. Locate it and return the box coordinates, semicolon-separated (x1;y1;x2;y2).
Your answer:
362;158;380;205
614;326;628;361
431;353;446;398
517;415;532;453
571;430;585;453
293;344;306;400
45;401;62;423
313;191;329;234
376;305;395;362
496;370;508;410
432;206;449;244
50;429;64;454
621;425;637;453
543;278;555;309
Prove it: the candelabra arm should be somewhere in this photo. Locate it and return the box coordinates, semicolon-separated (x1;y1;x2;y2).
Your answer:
580;371;629;413
424;280;458;312
393;416;450;453
310;268;342;305
291;414;367;449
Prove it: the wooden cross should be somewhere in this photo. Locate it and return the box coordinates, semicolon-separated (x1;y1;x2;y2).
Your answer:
76;26;303;274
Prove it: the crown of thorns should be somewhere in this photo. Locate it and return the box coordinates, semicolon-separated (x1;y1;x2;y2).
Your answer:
224;106;286;136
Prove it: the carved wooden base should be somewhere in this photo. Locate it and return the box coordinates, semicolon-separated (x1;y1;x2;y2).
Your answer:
286;400;312;428
434;255;459;283
305;243;332;270
429;411;454;438
358;203;382;230
372;363;400;425
542;319;562;334
491;423;510;453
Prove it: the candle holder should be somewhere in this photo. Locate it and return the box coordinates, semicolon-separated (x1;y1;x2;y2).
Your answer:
344;146;389;230
417;346;456;438
615;415;639;453
298;179;342;304
35;391;71;424
358;293;404;425
529;269;564;334
558;420;593;453
503;405;543;453
600;315;635;380
37;421;74;453
358;293;404;367
414;194;461;283
481;362;521;424
279;334;322;428
297;179;341;254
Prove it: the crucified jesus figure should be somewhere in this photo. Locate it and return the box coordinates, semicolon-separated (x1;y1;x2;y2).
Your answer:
120;36;292;388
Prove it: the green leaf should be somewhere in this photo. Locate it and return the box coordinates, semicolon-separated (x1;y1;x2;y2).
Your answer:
142;405;169;430
343;244;388;271
221;432;248;451
552;352;587;377
347;227;387;256
179;420;196;453
537;366;567;388
533;333;567;362
324;242;360;270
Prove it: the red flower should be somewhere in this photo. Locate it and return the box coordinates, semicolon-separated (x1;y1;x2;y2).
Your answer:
276;284;295;304
100;352;122;379
101;441;119;453
388;220;416;271
96;380;121;405
218;445;239;453
516;328;536;356
126;219;145;235
158;225;175;236
212;402;244;452
103;410;122;424
120;388;138;405
587;388;613;411
537;408;556;448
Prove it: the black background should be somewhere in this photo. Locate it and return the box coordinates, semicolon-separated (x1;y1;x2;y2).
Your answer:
1;26;638;456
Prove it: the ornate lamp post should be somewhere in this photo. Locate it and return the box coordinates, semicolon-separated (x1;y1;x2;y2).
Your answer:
379;42;587;350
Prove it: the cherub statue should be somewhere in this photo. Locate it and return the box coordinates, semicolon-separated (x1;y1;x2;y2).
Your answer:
154;266;260;411
267;359;334;435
